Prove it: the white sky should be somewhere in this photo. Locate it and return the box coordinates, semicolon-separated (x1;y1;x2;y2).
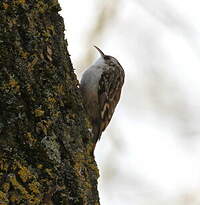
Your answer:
59;1;200;204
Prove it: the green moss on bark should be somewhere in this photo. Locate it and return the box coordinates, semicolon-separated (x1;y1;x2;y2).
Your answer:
0;0;99;204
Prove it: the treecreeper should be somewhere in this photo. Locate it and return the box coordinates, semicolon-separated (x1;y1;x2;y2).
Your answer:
80;46;125;151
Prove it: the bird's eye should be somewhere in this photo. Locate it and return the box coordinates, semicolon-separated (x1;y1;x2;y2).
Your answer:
103;56;110;60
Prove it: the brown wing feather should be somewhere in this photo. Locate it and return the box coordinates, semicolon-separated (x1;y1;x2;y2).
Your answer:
98;67;124;139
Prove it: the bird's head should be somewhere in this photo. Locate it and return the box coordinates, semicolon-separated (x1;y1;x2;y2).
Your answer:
94;46;122;69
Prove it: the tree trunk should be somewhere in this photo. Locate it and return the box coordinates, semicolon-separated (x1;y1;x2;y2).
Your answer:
0;1;99;204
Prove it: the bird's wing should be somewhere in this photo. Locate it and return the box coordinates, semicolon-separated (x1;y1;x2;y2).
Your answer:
98;68;124;135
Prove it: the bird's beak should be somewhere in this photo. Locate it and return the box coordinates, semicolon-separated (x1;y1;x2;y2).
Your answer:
94;46;105;57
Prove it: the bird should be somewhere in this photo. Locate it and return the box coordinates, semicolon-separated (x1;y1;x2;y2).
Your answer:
80;46;125;148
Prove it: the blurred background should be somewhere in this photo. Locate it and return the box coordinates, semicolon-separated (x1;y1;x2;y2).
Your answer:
59;0;200;204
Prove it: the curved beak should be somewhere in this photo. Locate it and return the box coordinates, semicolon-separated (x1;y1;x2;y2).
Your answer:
94;46;105;57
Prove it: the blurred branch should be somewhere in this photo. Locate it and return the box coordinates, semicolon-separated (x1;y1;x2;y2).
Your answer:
134;0;200;55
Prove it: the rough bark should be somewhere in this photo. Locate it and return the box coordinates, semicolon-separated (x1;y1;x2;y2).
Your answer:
0;0;99;204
